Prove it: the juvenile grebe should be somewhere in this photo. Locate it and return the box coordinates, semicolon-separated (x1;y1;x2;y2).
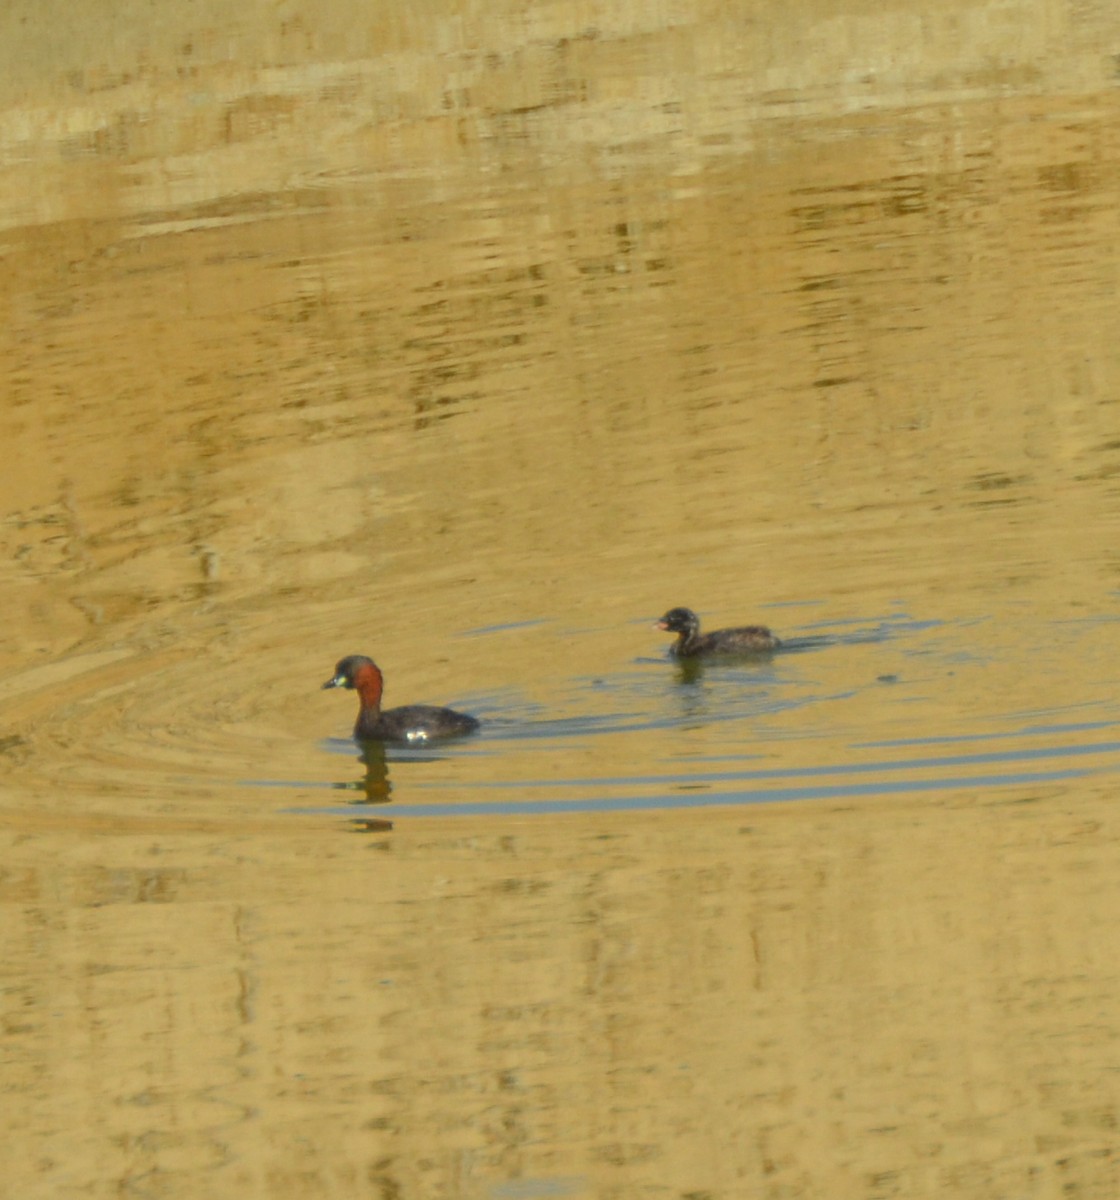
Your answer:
655;606;781;657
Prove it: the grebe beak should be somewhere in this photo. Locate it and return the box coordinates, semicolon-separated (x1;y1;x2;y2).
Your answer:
654;620;669;630
322;674;345;689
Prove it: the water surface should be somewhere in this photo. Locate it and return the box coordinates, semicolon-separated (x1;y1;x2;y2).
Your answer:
2;3;1120;1197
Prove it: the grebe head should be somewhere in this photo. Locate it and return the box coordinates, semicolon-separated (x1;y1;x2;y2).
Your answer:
322;655;382;695
655;607;700;636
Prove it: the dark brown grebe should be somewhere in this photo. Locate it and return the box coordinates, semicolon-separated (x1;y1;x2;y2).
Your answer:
655;606;781;657
322;655;479;743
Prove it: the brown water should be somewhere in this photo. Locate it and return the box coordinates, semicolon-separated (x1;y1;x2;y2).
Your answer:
3;3;1120;1197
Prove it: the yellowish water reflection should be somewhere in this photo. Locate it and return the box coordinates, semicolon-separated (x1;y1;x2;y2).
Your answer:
5;787;1118;1198
2;2;1120;1197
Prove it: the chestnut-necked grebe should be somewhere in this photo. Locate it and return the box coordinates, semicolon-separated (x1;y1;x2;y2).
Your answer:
322;655;479;743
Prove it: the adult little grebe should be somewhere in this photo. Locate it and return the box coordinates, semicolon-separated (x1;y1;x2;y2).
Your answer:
322;655;479;743
655;606;781;657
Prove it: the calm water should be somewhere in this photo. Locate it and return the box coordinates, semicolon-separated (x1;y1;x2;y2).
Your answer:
3;3;1120;1198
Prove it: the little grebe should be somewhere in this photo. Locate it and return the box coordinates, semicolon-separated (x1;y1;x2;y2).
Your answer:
656;606;781;657
322;655;479;743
